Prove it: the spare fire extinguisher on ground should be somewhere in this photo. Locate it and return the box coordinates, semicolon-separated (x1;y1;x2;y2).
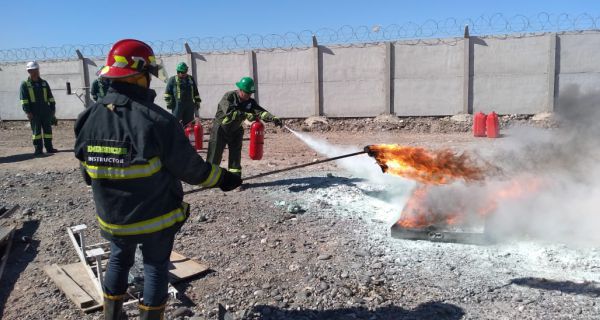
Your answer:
184;122;203;151
486;111;499;138
249;120;264;160
473;112;487;137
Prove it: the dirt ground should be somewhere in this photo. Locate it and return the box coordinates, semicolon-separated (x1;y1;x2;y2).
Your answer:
1;117;598;320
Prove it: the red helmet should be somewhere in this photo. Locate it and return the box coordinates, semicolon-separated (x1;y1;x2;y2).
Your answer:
98;39;166;81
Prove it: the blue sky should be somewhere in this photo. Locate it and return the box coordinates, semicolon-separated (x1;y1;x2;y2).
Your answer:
1;0;598;50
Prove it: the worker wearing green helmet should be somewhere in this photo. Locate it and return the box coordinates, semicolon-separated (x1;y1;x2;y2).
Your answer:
164;62;201;125
207;76;283;178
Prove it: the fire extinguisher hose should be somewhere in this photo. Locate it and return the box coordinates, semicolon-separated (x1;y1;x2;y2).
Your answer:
183;150;366;195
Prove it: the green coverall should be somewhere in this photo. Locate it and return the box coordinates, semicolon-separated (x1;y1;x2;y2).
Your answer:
206;90;280;176
19;77;56;152
163;75;201;125
91;77;110;102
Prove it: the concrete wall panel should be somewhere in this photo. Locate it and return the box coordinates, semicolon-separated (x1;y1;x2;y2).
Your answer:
394;40;464;116
472;35;551;114
195;53;249;118
256;49;313;117
321;45;386;117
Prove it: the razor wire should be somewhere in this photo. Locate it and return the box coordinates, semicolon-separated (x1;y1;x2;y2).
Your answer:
1;12;599;64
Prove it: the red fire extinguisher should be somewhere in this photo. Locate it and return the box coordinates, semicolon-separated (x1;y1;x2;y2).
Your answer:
249;120;264;160
473;112;487;137
184;122;203;151
486;111;499;138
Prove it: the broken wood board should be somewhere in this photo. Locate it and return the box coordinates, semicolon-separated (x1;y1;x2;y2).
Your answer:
0;226;15;283
169;251;209;282
44;264;96;309
0;204;19;227
46;251;209;312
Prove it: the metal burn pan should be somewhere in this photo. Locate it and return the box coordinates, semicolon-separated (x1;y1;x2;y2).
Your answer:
390;224;490;245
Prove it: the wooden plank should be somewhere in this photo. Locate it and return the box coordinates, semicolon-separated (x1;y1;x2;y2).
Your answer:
0;205;19;226
44;264;95;308
61;263;102;302
0;226;15;282
169;251;209;282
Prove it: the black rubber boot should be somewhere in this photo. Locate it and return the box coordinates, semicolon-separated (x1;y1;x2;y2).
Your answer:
139;303;165;320
103;294;125;320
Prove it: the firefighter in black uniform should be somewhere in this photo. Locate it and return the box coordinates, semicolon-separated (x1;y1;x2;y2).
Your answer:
20;61;58;154
206;77;283;177
74;39;242;320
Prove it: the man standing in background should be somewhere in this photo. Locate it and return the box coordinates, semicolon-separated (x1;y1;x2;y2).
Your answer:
164;62;201;126
20;61;58;155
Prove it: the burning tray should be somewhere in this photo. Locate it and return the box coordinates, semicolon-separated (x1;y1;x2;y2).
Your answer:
391;224;490;245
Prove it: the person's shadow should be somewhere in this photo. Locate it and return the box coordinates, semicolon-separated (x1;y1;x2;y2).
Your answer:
244;176;364;192
246;301;465;320
511;277;600;297
0;220;41;315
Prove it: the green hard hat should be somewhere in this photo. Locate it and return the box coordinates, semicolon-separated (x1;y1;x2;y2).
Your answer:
176;62;188;73
236;76;255;93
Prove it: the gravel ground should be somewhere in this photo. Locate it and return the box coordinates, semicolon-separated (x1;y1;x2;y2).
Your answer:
1;116;598;320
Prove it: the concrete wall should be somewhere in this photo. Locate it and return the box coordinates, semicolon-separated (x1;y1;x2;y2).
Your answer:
471;35;552;114
2;31;600;120
557;32;600;95
195;52;249;118
321;45;387;117
394;39;465;116
255;49;313;118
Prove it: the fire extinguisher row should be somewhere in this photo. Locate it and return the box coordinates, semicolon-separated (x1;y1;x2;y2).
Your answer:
184;120;265;160
473;111;499;138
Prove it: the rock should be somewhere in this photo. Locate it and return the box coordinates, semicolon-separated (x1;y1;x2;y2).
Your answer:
289;264;300;271
532;112;553;121
340;271;349;278
253;290;265;296
287;203;303;214
372;262;383;269
450;114;470;122
340;287;353;297
304;116;328;127
196;214;208;222
171;306;194;318
318;282;329;291
317;254;332;261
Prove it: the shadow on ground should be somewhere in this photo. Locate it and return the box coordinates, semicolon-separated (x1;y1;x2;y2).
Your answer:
244;176;364;192
0;220;40;315
247;301;465;320
511;277;600;297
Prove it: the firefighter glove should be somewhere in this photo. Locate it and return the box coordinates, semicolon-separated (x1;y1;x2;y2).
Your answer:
245;112;256;121
218;169;243;192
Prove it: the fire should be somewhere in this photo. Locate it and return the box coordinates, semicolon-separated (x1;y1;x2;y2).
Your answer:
396;176;546;229
365;144;488;185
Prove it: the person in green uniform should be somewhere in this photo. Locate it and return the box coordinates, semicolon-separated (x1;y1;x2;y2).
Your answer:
206;76;283;177
90;66;110;102
163;62;201;126
20;61;57;155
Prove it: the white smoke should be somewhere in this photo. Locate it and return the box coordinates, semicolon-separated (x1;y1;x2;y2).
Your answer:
286;83;600;247
285;127;414;223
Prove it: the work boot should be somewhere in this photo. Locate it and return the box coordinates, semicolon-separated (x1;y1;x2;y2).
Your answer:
139;303;166;320
34;147;43;156
45;144;58;153
103;294;125;320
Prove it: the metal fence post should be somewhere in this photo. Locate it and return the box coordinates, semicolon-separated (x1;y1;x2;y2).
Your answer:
462;25;472;114
76;49;90;107
184;43;196;82
312;36;322;116
248;50;258;103
384;42;394;114
547;33;557;113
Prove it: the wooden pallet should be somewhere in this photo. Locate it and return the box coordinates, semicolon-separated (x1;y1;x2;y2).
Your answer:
0;205;19;283
45;251;209;313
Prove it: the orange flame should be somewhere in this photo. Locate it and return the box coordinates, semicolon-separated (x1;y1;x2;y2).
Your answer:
396;176;546;229
366;144;487;185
